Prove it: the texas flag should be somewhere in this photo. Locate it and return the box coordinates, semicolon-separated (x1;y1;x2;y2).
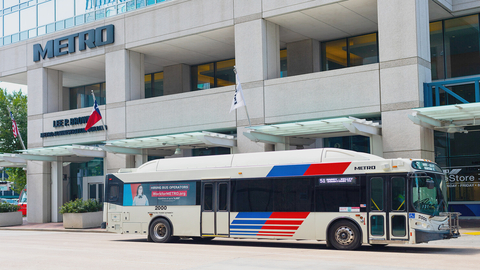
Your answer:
85;100;102;131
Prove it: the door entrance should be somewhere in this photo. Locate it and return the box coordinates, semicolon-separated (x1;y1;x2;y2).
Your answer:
368;175;409;243
201;180;230;236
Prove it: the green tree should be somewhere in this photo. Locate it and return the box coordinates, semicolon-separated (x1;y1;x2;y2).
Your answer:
0;89;27;194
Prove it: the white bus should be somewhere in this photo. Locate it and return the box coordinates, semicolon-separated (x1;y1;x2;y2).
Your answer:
104;148;460;250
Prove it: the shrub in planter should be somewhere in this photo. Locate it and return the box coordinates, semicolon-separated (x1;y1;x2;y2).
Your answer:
0;201;19;213
0;202;22;227
60;199;103;229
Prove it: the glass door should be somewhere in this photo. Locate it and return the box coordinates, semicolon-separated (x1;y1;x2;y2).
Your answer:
201;180;230;236
368;175;408;243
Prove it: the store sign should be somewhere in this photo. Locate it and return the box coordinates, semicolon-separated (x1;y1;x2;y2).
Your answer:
40;116;107;138
33;24;115;62
445;168;480;189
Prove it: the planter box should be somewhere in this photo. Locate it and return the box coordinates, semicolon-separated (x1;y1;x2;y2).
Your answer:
0;211;23;227
63;211;103;229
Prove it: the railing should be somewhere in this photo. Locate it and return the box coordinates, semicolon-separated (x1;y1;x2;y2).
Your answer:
424;76;480;107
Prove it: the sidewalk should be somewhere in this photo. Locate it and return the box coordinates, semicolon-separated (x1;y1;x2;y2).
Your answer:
0;217;108;233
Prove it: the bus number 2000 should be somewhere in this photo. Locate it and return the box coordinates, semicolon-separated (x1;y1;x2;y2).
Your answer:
155;205;167;210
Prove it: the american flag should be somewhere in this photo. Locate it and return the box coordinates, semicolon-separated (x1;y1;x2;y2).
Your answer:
10;111;19;138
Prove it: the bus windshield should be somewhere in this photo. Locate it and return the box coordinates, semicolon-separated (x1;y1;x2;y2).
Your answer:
411;173;448;216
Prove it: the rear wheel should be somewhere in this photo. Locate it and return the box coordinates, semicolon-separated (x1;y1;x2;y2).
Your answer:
149;219;173;243
328;220;361;250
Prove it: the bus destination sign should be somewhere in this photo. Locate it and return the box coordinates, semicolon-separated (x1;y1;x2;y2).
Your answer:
318;176;356;185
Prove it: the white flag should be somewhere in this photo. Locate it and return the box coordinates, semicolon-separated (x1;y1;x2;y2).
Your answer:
230;73;246;113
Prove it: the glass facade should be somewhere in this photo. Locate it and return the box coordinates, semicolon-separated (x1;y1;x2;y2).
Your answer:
321;33;378;71
280;49;287;77
323;135;370;154
430;14;480;80
191;59;235;91
69;82;106;109
69;158;104;200
144;71;163;98
0;0;171;46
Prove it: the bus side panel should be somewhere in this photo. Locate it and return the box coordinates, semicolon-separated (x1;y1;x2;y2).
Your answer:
167;205;201;237
314;213;367;243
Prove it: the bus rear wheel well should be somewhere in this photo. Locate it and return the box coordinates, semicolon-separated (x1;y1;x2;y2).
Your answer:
148;216;175;242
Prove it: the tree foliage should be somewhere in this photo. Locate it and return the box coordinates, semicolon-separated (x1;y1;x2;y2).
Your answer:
0;88;27;194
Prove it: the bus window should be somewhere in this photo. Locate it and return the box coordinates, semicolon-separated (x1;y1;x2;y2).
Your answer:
370;177;383;211
204;184;213;211
218;183;227;211
391;177;405;211
109;185;119;202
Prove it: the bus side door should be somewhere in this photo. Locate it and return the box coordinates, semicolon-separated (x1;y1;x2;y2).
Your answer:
201;180;230;237
368;175;408;243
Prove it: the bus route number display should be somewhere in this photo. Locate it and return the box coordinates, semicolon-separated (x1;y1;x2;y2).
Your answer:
318;176;356;185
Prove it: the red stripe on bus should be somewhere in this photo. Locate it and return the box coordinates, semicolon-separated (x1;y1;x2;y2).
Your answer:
260;225;299;230
257;234;294;237
258;231;296;234
303;162;351;175
269;212;310;219
264;220;304;225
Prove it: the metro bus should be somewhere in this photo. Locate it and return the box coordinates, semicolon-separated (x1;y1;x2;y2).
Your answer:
104;148;460;250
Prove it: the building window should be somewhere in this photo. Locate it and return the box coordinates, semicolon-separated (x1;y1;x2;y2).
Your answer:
145;71;163;98
280;49;287;77
191;59;235;90
321;33;378;71
69;82;106;109
323;135;370;154
192;147;231;156
430;14;480;80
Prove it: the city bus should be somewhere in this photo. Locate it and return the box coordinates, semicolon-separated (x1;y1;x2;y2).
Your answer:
104;148;460;250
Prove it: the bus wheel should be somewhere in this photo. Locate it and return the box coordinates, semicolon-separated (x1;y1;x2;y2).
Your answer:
329;220;361;250
150;219;173;243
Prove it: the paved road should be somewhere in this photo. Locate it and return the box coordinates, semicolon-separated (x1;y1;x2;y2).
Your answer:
0;230;479;270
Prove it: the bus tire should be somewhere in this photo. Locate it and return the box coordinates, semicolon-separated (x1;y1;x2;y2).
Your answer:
328;220;361;250
149;218;173;243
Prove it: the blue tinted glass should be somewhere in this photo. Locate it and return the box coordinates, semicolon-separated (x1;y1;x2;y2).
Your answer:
96;9;105;19
117;3;126;13
56;21;64;31
46;23;55;33
137;0;146;8
28;28;36;38
37;25;46;35
75;15;85;25
4;36;12;45
20;31;28;40
86;12;95;22
65;18;74;28
0;38;3;46
147;0;155;5
11;33;19;43
126;0;135;11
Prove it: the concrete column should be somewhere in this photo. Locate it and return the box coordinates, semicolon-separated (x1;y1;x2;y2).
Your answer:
135;149;148;168
286;39;320;76
163;64;191;96
26;161;51;223
51;157;63;222
105;49;144;140
106;152;135;174
378;0;433;159
26;67;63;223
235;19;280;82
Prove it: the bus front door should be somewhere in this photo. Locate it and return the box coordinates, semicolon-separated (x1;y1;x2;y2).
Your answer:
368;175;409;244
201;181;230;237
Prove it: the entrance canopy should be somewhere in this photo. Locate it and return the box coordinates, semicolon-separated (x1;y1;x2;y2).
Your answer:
244;117;382;146
409;103;480;133
101;131;237;155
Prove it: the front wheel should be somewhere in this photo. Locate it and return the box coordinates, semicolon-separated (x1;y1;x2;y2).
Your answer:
328;220;361;250
149;219;173;243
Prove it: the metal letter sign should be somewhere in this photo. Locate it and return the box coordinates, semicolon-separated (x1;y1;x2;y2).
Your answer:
33;24;115;62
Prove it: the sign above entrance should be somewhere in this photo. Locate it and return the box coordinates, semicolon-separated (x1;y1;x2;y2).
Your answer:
40;115;107;138
33;24;115;62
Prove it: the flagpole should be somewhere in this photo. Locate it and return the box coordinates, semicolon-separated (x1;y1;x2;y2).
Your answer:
90;90;108;141
7;106;26;150
233;67;251;127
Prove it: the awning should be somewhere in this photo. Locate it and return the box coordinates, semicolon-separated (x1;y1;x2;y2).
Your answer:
409;103;480;133
0;145;105;163
244;117;381;146
0;154;27;168
101;131;237;155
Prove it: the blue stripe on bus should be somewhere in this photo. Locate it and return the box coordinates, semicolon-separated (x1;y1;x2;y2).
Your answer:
231;220;267;225
266;164;311;177
234;212;272;219
230;225;264;230
230;233;259;236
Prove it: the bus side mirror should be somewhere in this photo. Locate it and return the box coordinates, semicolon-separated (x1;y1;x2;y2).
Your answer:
426;179;435;189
